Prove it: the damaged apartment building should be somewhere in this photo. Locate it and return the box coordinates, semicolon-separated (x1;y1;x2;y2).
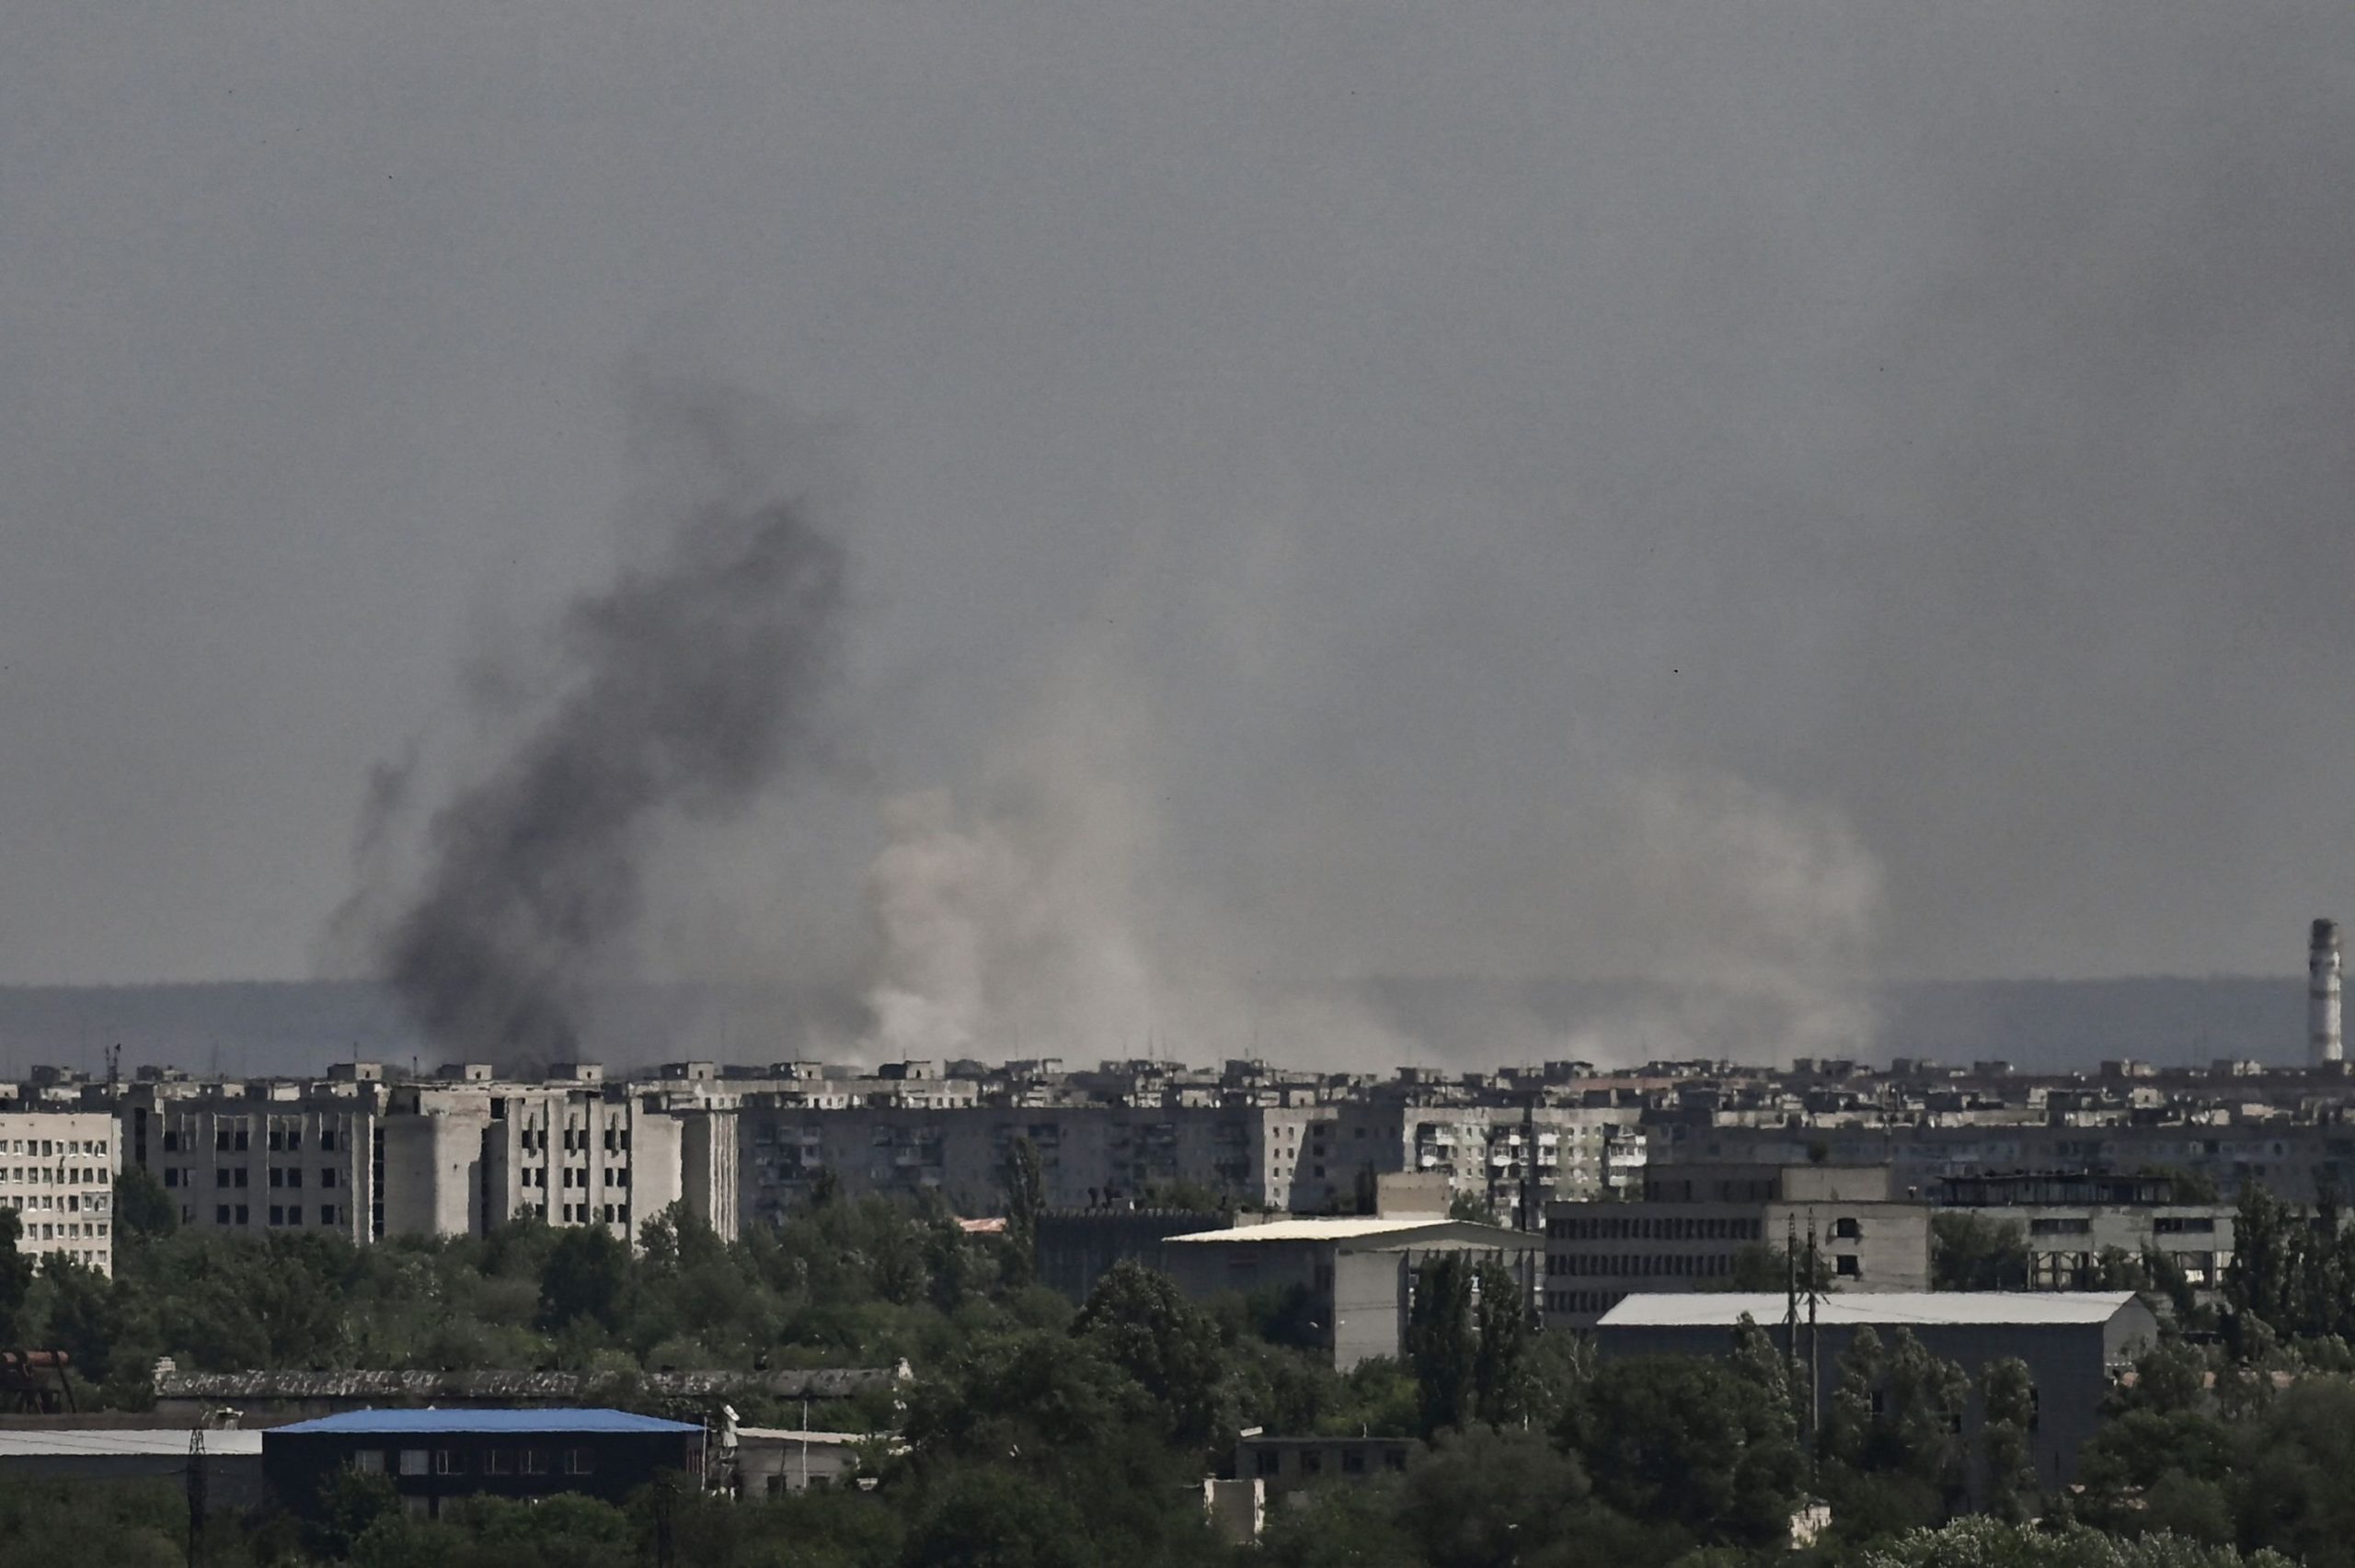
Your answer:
117;1062;736;1244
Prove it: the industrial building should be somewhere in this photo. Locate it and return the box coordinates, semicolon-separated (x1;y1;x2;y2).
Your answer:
1542;1163;1933;1328
0;1426;265;1507
1935;1171;2237;1290
1594;1291;2159;1491
1159;1213;1541;1369
261;1408;706;1516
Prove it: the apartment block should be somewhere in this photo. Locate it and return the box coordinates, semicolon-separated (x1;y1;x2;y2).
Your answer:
385;1070;735;1243
736;1098;1338;1224
0;1110;121;1274
123;1082;374;1242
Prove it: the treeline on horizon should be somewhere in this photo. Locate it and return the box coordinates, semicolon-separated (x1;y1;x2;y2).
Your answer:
10;1165;2355;1564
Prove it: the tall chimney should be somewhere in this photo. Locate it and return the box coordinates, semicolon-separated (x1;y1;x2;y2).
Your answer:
2312;919;2343;1066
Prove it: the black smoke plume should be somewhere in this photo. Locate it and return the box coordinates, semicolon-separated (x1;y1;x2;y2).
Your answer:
383;400;844;1072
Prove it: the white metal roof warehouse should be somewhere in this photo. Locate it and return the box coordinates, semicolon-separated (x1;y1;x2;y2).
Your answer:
1595;1290;2142;1329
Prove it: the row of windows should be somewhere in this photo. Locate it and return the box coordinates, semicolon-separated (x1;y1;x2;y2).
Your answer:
206;1204;340;1227
163;1165;340;1191
1545;1290;1629;1315
1547;1251;1865;1281
0;1166;107;1188
1548;1216;1768;1242
167;1127;342;1154
530;1203;631;1226
0;1211;108;1243
7;1192;101;1213
517;1128;633;1152
518;1167;633;1189
353;1447;594;1477
0;1139;105;1158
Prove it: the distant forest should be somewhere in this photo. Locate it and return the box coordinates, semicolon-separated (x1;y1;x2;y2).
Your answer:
0;975;2305;1080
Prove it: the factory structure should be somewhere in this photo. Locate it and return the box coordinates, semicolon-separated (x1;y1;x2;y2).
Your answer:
2315;918;2342;1066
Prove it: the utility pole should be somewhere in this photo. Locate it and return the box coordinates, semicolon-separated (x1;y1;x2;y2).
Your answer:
1805;1210;1822;1454
1783;1214;1799;1373
185;1425;207;1567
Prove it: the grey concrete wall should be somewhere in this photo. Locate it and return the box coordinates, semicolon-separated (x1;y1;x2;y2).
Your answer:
1331;1249;1406;1370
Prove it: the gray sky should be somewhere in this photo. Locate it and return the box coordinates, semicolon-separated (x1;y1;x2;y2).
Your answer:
6;3;2354;1052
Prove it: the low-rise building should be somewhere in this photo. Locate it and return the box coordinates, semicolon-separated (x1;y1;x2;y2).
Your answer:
1233;1434;1419;1496
0;1427;265;1507
1593;1291;2159;1493
1161;1215;1541;1369
262;1409;705;1516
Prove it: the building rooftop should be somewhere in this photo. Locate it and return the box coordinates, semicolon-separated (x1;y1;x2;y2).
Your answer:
1596;1291;2142;1329
1165;1217;1533;1245
270;1408;702;1436
0;1428;263;1458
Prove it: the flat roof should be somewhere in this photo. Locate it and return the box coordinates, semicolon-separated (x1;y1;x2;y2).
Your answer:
270;1408;701;1436
0;1429;263;1458
1165;1217;1536;1246
1596;1291;2142;1329
1166;1218;1442;1242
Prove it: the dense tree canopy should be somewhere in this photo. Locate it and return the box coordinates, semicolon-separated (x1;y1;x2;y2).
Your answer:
29;1174;2355;1568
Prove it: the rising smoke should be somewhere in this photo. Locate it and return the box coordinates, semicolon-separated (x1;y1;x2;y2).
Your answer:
373;386;845;1071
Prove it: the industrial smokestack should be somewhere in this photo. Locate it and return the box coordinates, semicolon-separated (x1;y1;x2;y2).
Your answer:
2312;919;2342;1066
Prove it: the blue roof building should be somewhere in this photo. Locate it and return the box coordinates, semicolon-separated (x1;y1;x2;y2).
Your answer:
262;1406;706;1517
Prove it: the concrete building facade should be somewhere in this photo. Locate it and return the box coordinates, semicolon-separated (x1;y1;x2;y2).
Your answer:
0;1110;120;1273
1160;1215;1542;1369
1542;1164;1933;1329
128;1083;377;1242
1935;1172;2238;1291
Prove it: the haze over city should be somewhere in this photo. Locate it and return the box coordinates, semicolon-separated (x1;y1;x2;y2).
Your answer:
8;4;2355;1070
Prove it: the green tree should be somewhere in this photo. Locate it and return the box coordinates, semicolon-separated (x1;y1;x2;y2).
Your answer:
901;1468;1086;1568
1932;1212;2031;1290
1396;1426;1594;1568
0;1210;33;1345
307;1468;401;1561
38;1254;121;1382
536;1224;628;1333
1002;1139;1045;1286
1071;1262;1226;1447
1982;1356;2039;1523
113;1167;178;1243
1447;1192;1499;1225
2225;1184;2298;1340
1855;1517;2292;1568
1405;1253;1476;1436
1258;1482;1423;1568
1470;1260;1534;1425
1560;1353;1806;1548
2112;1340;2211;1417
1707;1241;1832;1293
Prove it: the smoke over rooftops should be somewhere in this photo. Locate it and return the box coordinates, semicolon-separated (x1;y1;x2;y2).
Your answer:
373;384;846;1073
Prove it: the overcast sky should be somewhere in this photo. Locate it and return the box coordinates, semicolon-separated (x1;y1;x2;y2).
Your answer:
6;4;2353;1038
